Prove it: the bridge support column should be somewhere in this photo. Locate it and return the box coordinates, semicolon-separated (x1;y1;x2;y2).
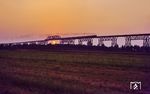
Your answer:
98;38;104;46
143;36;150;47
87;38;93;46
41;41;48;45
125;36;131;47
111;37;118;47
60;40;64;44
78;39;83;45
68;40;75;45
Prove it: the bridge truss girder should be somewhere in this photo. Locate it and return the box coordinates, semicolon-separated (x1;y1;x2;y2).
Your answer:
98;37;118;47
143;36;150;47
125;35;150;47
78;38;93;46
60;39;75;45
125;36;132;47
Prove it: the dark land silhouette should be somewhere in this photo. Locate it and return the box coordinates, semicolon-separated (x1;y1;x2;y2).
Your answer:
0;44;150;94
0;44;150;53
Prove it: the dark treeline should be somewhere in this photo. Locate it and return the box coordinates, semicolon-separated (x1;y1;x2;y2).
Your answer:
0;44;150;53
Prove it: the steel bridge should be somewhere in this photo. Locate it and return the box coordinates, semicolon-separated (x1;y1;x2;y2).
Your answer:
1;33;150;47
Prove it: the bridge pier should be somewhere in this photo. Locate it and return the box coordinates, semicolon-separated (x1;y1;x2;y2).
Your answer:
68;40;75;45
40;41;48;45
143;36;150;47
98;38;104;46
78;39;83;45
111;37;118;47
125;36;131;47
87;38;93;46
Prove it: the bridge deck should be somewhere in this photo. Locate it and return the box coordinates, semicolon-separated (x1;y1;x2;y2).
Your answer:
97;33;150;38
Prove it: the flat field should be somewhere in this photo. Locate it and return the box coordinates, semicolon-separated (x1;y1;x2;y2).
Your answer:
0;49;150;94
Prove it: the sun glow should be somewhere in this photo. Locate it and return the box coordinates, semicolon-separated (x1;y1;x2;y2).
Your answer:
49;40;60;45
52;41;56;45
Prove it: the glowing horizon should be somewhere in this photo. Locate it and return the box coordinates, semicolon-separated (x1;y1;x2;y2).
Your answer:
0;0;150;42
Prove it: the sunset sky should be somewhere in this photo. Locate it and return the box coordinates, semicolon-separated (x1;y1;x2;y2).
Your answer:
0;0;150;42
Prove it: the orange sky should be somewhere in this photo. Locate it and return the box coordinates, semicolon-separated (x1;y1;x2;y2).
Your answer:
0;0;150;42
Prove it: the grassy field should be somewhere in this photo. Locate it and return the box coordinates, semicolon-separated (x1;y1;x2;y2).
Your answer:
0;49;150;94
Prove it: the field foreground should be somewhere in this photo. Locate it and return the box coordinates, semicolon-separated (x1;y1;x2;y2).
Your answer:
0;50;150;94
